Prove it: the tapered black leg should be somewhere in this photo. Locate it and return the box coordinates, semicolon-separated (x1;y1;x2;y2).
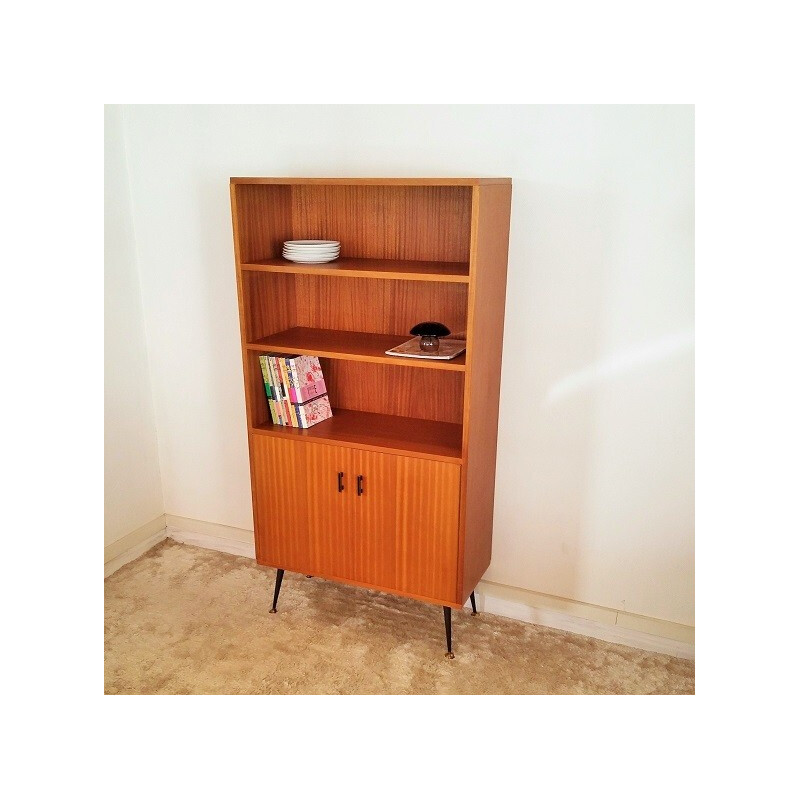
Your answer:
444;606;454;659
470;592;478;616
269;568;284;613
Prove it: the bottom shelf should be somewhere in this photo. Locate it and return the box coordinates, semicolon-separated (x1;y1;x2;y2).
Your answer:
250;408;463;463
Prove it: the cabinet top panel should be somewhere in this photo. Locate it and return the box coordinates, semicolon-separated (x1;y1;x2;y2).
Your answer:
230;177;511;186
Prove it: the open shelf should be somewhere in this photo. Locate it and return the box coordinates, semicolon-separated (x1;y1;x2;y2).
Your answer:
250;408;463;463
242;257;469;283
246;327;467;371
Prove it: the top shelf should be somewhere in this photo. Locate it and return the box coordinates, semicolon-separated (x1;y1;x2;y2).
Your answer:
241;257;469;283
230;177;510;186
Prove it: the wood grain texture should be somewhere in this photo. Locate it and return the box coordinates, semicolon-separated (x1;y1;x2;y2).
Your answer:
305;443;356;579
289;185;471;262
295;274;467;338
458;183;513;603
243;273;467;345
245;350;270;429
242;271;297;341
247;327;466;371
231;177;511;186
322;360;464;424
242;257;469;283
231;184;272;552
350;449;397;589
232;184;292;263
251;437;312;572
251;408;462;462
254;438;462;606
395;457;461;604
232;178;511;617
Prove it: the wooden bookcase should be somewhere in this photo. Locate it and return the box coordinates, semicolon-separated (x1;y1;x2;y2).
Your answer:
230;177;511;656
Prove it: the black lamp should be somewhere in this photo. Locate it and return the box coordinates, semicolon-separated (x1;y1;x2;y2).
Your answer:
410;321;450;354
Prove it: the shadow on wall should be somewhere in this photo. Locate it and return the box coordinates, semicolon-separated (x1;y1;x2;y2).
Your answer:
491;180;613;602
490;178;694;622
545;330;694;405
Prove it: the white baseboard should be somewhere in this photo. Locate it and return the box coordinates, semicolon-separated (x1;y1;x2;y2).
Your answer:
104;514;167;578
160;515;694;660
167;526;256;559
473;592;694;660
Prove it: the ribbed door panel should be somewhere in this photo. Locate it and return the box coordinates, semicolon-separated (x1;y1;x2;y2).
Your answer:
251;437;312;572
252;437;460;603
395;457;461;603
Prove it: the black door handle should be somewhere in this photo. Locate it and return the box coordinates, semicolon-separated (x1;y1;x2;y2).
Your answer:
337;471;344;492
357;475;363;496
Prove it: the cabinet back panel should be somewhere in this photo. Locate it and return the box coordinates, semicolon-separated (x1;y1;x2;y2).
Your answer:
290;185;472;262
233;184;472;263
245;353;464;427
244;272;467;341
297;275;467;338
322;359;464;424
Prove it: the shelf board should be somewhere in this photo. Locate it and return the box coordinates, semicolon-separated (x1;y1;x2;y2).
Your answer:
246;327;467;371
250;409;462;463
231;177;510;186
241;257;469;283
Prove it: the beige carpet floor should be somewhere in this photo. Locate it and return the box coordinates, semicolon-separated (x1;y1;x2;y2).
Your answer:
104;540;694;694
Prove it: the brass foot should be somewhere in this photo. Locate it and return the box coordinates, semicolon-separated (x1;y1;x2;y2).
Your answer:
445;651;455;660
471;611;479;616
269;608;277;614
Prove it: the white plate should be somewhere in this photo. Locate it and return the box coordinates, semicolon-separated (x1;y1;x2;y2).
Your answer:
283;240;340;247
284;255;339;264
283;253;339;261
284;256;340;261
283;245;340;251
283;248;340;254
283;250;340;257
283;252;340;258
283;247;340;253
284;251;339;257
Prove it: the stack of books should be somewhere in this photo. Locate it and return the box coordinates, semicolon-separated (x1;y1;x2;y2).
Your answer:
259;353;333;428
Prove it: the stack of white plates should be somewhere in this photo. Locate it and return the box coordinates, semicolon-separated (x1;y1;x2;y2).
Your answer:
282;240;341;264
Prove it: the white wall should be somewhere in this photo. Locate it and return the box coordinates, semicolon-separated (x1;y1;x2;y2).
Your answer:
120;105;694;626
104;106;164;545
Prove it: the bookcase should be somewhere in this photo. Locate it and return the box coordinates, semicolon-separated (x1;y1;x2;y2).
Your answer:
230;178;511;657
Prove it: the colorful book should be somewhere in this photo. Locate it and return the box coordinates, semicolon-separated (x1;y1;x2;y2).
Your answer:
259;353;332;428
295;395;333;428
277;358;297;426
259;355;279;424
258;356;273;400
267;355;285;425
286;355;327;403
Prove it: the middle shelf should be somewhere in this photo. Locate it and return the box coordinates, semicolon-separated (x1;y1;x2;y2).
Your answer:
251;408;463;462
245;327;467;371
241;257;470;283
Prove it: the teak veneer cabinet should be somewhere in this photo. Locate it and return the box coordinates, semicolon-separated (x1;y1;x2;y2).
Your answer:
230;177;511;657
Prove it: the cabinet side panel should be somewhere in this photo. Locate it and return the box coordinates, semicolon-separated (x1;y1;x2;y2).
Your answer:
242;271;298;341
459;184;512;601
